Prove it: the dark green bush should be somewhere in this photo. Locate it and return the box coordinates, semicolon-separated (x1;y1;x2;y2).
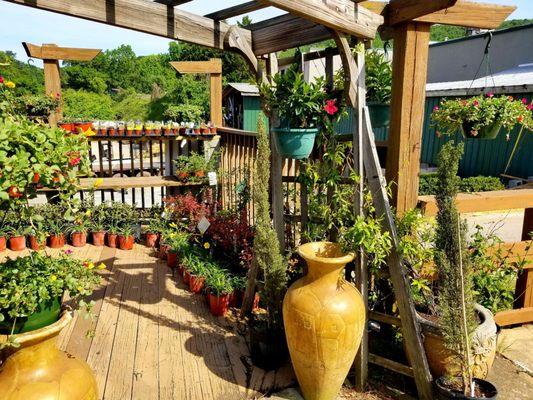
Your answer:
419;174;504;195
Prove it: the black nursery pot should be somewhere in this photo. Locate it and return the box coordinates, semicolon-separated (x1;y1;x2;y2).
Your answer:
249;324;288;371
435;377;497;400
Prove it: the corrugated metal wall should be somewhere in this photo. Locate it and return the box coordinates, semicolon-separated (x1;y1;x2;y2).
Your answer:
336;94;533;178
243;97;268;132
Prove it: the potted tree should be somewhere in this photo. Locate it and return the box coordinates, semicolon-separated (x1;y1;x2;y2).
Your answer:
260;64;330;159
432;94;533;139
366;50;392;128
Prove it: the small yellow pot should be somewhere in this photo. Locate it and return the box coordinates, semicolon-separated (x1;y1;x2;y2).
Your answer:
283;242;365;400
0;311;98;400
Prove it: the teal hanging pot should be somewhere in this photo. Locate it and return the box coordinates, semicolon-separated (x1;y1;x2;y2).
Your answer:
272;127;318;159
461;121;502;139
368;102;390;128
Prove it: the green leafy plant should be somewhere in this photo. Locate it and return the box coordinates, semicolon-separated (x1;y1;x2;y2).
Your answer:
205;267;233;296
419;174;504;196
162;228;190;254
365;50;392;104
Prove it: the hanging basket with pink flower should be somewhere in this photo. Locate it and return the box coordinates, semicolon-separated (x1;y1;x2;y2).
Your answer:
431;93;533;140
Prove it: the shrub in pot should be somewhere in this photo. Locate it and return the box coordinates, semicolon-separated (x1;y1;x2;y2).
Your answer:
0;252;102;398
145;217;165;248
432;94;533;140
162;230;189;268
188;259;208;294
205;268;233;317
366;50;392;128
117;226;135;251
68;212;91;248
29;228;47;251
47;219;67;249
8;226;28;251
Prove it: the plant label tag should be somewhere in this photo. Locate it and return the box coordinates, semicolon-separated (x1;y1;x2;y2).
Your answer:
197;217;210;234
208;171;217;186
181;139;187;148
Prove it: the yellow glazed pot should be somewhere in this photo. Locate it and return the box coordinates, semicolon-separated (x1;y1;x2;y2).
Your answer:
283;242;365;400
0;311;98;400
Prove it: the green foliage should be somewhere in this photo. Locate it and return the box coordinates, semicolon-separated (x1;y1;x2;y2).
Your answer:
163;103;204;122
62;65;107;94
161;229;190;253
434;142;476;386
365;50;392;104
419;174;504;196
0;252;101;323
62;89;115;120
430;25;467;42
0;51;44;94
112;89;151;121
432;94;533;137
254;117;287;330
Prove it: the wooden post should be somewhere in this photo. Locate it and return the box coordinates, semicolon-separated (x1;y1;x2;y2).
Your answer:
209;70;223;126
515;208;533;308
385;22;431;214
43;57;62;126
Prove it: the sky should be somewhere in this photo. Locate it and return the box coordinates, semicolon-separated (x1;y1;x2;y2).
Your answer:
0;0;531;66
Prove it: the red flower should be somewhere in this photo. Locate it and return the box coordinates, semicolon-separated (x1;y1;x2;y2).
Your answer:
69;157;81;166
486;92;494;98
0;76;3;84
472;100;479;107
8;186;22;198
518;115;524;123
32;173;40;183
324;99;338;116
522;98;528;104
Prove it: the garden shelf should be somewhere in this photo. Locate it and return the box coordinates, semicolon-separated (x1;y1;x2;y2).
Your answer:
39;176;206;191
89;135;220;142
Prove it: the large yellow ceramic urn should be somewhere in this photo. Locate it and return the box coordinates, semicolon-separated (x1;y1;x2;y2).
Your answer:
283;242;365;400
0;311;98;400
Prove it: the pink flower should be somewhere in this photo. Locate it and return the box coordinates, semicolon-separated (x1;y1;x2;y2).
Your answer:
0;76;3;84
64;249;73;254
472;100;479;107
69;157;81;166
486;92;494;98
324;99;338;116
433;106;439;112
522;98;528;104
528;104;533;111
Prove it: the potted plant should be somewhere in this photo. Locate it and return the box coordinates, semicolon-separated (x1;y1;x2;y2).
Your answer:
153;121;162;136
229;275;247;307
178;122;186;136
260;64;329;159
117;225;135;250
90;204;107;246
366;50;392;128
144;121;154;136
164;230;190;268
107;122;116;136
126;120;135;136
117;121;125;136
28;227;47;250
189;258;208;294
0;252;101;398
8;225;28;251
209;121;217;134
98;121;107;136
134;121;143;136
432;94;533;140
205;268;233;317
106;224;119;248
199;122;209;135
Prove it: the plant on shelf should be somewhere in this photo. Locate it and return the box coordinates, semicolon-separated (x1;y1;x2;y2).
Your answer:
365;49;392;128
173;151;217;183
260;62;333;159
432;93;533;140
89;203;107;246
126;120;135;136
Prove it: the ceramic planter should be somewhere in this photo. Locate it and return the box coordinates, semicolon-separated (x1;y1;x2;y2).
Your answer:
368;102;390;128
0;236;6;252
29;235;46;251
283;241;364;400
92;231;106;247
189;275;205;294
49;234;65;249
106;233;118;248
0;297;61;335
435;377;497;400
145;232;159;248
0;311;99;400
9;235;26;251
71;232;87;247
118;235;134;250
194;170;206;179
167;251;178;268
461;121;502;139
208;293;230;317
272;127;318;160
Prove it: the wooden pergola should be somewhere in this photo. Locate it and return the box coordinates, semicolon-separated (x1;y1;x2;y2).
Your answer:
3;1;516;399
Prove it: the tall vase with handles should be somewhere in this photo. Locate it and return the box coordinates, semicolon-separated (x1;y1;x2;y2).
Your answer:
283;242;365;400
0;311;98;400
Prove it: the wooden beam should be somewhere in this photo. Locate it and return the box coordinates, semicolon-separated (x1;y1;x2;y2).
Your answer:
252;14;331;55
414;1;516;29
5;0;252;52
494;307;533;326
387;0;457;26
256;0;383;39
23;42;101;61
205;1;266;21
225;25;260;74
332;32;360;108
154;0;193;5
170;59;222;74
385;22;431;214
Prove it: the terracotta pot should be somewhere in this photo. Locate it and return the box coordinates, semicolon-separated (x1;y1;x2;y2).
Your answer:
117;129;124;137
183;270;191;285
29;235;46;251
145;232;159;248
159;244;169;260
58;122;74;132
9;235;27;251
0;311;99;400
179;127;187;135
200;127;209;134
193;128;201;135
70;232;87;247
189;275;205;294
412;304;497;380
75;122;93;133
134;129;142;136
0;236;6;252
154;129;161;136
98;128;107;136
210;127;217;134
108;128;116;136
126;129;134;137
194;170;206;178
106;233;118;248
118;235;134;250
208;293;230;317
283;241;364;400
92;231;106;247
177;171;189;181
164;128;171;136
49;234;65;249
167;251;178;268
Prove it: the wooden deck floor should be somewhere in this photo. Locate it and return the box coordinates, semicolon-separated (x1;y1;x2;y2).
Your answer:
2;244;294;400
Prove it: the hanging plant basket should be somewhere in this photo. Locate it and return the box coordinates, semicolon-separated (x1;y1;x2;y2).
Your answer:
272;127;318;160
368;102;390;128
461;121;502;140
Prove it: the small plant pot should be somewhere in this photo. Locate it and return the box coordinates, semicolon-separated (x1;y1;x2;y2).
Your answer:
194;170;206;179
159;244;169;260
117;128;124;137
98;128;107;136
108;128;116;136
134;129;142;136
0;236;6;252
167;251;178;268
145;232;160;248
71;232;87;247
164;128;171;136
434;377;497;400
145;129;153;136
208;293;230;317
29;235;46;250
154;129;161;136
126;129;134;137
118;235;134;250
189;275;205;294
179;127;187;135
49;234;65;249
200;127;209;135
183;269;191;285
9;235;26;251
272;127;318;160
107;233;118;248
193;128;201;135
210;127;217;134
92;231;106;247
